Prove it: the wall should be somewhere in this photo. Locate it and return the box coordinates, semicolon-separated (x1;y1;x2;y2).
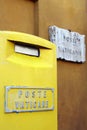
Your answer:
0;0;35;34
37;0;87;130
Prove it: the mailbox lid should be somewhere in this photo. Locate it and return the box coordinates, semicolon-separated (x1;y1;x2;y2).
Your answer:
0;31;54;49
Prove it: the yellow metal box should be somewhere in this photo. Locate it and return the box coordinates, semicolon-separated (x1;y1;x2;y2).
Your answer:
0;31;57;130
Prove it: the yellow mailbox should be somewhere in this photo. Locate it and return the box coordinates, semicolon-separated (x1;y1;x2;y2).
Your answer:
0;31;57;130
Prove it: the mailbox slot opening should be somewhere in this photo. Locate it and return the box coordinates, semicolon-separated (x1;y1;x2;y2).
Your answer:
8;40;40;57
6;39;53;67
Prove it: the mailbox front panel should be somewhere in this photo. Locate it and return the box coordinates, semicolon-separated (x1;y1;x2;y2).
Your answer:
0;31;57;130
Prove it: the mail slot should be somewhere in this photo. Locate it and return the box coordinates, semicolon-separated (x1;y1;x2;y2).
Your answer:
0;31;57;130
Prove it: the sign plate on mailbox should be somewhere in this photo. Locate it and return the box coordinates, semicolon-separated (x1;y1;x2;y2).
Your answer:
5;86;54;113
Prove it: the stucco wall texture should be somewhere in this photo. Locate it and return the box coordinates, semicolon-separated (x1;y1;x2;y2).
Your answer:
0;0;87;130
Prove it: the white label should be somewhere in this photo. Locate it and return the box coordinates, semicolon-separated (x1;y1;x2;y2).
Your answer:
15;44;39;57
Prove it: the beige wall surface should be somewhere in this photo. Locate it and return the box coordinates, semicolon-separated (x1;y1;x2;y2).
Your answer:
0;0;35;34
0;0;87;130
37;0;87;130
